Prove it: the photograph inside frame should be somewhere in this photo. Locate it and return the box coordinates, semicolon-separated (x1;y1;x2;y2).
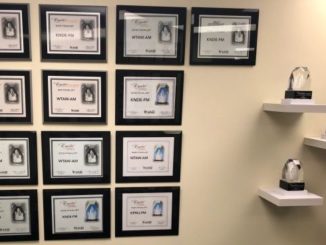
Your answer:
116;5;186;65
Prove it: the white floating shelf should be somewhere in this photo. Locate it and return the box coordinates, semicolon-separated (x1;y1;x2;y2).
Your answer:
263;103;326;113
258;187;323;206
304;137;326;149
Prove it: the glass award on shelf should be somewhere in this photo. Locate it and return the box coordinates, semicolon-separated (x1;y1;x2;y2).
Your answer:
282;67;314;105
279;159;305;191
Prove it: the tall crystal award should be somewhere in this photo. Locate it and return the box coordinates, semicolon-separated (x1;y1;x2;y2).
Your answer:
282;67;313;105
279;159;305;191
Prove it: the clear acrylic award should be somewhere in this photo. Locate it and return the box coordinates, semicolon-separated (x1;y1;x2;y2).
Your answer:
279;159;305;191
282;67;313;104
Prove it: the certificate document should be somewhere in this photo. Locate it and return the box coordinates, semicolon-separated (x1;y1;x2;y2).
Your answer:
0;76;26;117
46;11;100;54
123;137;174;177
123;77;176;119
0;10;24;53
198;15;251;59
51;195;103;234
122;192;172;231
50;138;103;178
0;138;29;179
48;76;101;118
124;12;178;58
0;196;30;235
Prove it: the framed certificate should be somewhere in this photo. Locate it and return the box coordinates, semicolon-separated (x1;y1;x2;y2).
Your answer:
115;187;180;237
116;70;183;125
0;131;37;185
40;5;107;62
0;4;30;60
116;131;182;183
116;5;186;65
42;131;110;184
190;7;259;65
42;70;107;124
43;188;110;240
0;71;32;123
0;190;38;242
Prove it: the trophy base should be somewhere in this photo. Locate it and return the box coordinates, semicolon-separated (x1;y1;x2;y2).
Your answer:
279;180;305;191
285;90;312;99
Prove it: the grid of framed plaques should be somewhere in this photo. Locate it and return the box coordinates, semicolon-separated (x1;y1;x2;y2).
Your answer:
0;1;260;242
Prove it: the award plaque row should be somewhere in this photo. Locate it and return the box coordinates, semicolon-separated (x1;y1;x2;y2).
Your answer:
0;187;180;241
0;4;259;66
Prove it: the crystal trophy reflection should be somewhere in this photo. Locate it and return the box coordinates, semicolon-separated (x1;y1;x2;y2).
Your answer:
282;67;314;105
279;159;305;191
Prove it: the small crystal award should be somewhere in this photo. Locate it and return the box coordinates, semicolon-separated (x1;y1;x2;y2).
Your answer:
282;67;313;104
279;159;305;191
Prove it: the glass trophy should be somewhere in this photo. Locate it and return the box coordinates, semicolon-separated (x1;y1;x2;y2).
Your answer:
283;67;313;104
279;159;305;191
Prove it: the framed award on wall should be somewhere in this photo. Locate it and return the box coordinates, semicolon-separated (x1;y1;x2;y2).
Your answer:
116;70;183;125
115;187;180;237
39;5;107;62
0;4;30;60
42;131;110;184
43;188;110;240
116;5;186;65
190;7;259;65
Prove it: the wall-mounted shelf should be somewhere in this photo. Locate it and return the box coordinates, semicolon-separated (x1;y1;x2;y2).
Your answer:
304;137;326;149
263;103;326;113
258;187;323;206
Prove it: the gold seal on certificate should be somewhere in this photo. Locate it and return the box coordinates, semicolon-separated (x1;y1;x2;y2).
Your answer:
0;4;30;59
42;131;110;184
115;187;180;237
116;70;183;125
0;190;38;242
42;71;107;123
190;7;259;65
0;131;37;185
43;189;110;240
116;5;186;64
40;5;106;61
0;71;31;123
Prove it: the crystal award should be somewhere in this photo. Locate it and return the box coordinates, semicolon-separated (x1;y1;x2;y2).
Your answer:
279;159;305;191
285;67;312;100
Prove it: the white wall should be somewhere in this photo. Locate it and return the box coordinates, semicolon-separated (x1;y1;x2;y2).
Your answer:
2;0;326;244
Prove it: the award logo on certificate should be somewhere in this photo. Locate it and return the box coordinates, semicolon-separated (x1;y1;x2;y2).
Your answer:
0;131;37;185
43;189;110;240
42;70;107;123
0;71;31;123
116;5;186;65
0;4;30;59
190;7;259;65
115;187;180;237
0;190;38;242
42;131;110;184
116;131;182;183
116;70;184;125
40;5;107;61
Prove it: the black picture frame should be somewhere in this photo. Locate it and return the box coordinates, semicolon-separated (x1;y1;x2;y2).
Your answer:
116;5;186;65
116;131;182;183
0;131;37;185
0;3;30;60
43;188;110;240
0;190;39;242
190;7;259;66
0;70;32;123
116;69;183;125
42;131;110;184
42;70;107;124
115;187;180;237
40;4;107;62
